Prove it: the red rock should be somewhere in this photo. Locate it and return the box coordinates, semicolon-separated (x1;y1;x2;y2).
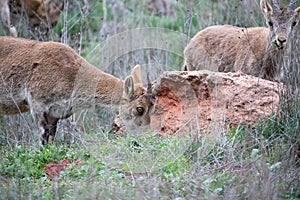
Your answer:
150;70;282;135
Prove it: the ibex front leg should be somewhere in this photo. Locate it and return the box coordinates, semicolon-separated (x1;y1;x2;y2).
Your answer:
36;113;59;145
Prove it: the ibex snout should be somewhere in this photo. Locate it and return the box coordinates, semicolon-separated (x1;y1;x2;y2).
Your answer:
274;34;287;49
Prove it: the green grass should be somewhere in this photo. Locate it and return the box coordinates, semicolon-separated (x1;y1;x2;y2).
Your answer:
0;132;194;199
1;110;299;199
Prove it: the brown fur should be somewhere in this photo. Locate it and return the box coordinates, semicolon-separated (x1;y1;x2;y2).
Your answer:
0;36;155;145
0;0;63;37
16;0;63;28
183;0;300;81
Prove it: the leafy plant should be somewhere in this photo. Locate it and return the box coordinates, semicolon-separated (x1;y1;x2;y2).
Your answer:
0;144;80;179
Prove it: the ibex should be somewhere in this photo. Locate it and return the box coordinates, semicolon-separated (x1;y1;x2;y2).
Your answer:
14;0;63;28
0;0;63;37
0;0;17;36
0;36;155;145
183;0;300;81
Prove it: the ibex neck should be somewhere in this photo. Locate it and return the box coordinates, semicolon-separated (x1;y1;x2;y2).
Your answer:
263;34;285;81
71;64;123;107
95;74;124;105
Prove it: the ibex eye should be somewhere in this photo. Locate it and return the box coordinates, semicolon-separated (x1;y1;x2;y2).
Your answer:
136;107;144;114
292;21;297;27
268;21;273;27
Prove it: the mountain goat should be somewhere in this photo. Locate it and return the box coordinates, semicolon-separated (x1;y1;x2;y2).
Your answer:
0;0;63;37
183;0;300;81
0;36;155;145
0;0;17;36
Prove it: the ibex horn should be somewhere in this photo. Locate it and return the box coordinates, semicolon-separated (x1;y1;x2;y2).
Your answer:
146;72;152;95
146;72;156;105
270;0;280;12
288;0;297;11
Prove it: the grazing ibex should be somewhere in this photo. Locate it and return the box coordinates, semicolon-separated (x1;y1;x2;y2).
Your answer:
13;0;63;28
0;36;155;145
0;0;17;36
0;0;63;38
183;0;300;81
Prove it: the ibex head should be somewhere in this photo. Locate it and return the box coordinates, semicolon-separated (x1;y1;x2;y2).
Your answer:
260;0;300;49
120;65;156;130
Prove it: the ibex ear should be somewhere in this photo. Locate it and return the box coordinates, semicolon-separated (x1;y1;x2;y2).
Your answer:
59;1;64;10
295;7;300;18
131;65;143;89
124;76;134;99
260;0;273;15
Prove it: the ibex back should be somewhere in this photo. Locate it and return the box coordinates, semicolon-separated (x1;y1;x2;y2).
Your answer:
183;0;300;81
0;36;155;145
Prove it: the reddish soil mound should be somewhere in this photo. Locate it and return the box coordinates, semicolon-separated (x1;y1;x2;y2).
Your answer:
42;159;81;180
150;70;281;135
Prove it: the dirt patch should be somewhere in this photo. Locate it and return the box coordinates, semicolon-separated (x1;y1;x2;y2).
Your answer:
42;159;82;180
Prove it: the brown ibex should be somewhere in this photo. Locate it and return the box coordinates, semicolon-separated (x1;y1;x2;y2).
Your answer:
0;0;17;36
183;0;300;81
0;36;155;145
13;0;63;28
0;0;63;38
